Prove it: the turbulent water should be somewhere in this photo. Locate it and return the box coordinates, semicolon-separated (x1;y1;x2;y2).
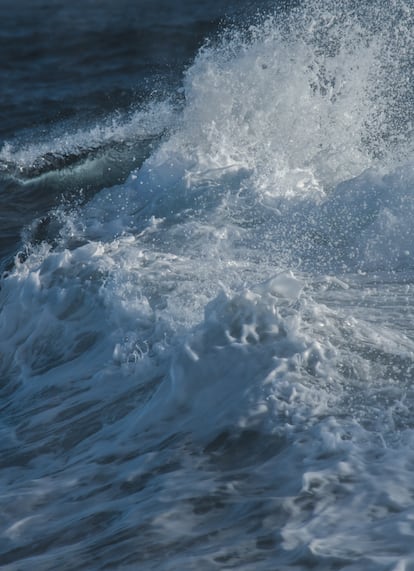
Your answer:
2;0;414;569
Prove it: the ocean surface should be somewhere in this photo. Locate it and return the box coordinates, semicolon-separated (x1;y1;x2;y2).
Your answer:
2;0;414;569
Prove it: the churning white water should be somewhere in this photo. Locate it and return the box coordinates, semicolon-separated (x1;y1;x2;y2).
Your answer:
2;1;414;569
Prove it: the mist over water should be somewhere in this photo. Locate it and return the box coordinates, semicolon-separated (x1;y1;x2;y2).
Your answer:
2;1;414;569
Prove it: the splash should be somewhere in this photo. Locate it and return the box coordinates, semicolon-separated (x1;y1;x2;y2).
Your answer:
133;0;414;208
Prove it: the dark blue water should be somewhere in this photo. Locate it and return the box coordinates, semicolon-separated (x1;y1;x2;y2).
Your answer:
1;0;235;140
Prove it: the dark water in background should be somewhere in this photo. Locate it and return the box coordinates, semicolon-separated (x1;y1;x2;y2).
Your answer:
0;0;236;139
3;1;414;569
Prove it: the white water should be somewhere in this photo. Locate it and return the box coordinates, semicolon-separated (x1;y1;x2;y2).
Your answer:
2;1;414;569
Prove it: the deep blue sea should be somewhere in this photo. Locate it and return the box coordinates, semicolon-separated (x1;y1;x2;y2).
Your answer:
2;1;414;569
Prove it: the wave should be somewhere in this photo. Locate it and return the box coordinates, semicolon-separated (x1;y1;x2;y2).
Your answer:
66;0;413;272
2;1;414;569
0;100;177;180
